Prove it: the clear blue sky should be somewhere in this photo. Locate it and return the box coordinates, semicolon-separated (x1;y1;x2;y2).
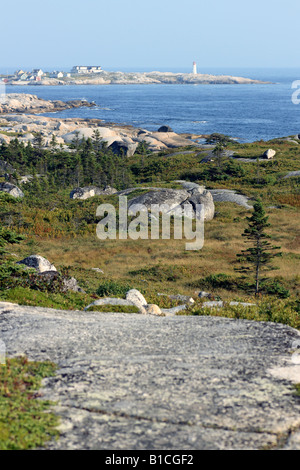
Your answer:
1;0;299;71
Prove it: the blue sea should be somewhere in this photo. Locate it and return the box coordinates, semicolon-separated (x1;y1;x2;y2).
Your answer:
5;67;300;143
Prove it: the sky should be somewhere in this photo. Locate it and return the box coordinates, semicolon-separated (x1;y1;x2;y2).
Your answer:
0;0;299;72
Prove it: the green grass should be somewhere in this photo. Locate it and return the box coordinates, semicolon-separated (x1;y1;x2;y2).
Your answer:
183;297;300;330
85;305;140;313
0;356;59;450
0;286;95;311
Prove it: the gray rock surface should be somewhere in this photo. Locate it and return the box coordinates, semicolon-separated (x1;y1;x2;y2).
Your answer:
108;140;138;157
283;170;300;179
70;186;117;200
263;149;276;160
128;188;215;221
84;298;140;312
209;189;252;209
0;182;24;198
16;254;57;273
0;303;299;450
0;160;15;176
126;289;148;313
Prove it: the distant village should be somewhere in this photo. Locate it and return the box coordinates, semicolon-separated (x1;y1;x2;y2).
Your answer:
1;66;103;83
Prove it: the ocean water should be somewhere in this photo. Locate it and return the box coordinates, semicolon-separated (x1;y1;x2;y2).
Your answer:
5;68;300;143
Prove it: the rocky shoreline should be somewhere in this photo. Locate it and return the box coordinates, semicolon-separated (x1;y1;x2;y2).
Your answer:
0;93;95;114
0;94;203;153
6;71;270;86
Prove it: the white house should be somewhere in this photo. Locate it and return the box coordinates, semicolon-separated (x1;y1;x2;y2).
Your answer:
71;66;102;74
32;69;44;77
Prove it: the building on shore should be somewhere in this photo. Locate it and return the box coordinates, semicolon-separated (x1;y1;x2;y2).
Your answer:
71;66;102;74
32;69;44;77
193;62;197;75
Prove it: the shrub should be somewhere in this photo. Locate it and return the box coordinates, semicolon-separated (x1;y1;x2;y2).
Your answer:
96;279;133;298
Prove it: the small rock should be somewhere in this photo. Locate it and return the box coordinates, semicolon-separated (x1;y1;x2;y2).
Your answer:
145;304;164;316
91;268;104;274
168;294;195;304
62;277;85;293
70;186;117;200
198;291;212;299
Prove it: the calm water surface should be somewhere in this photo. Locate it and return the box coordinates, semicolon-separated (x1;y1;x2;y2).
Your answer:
6;68;300;142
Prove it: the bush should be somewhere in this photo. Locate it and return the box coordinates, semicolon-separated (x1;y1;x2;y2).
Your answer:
186;297;300;329
191;273;239;290
96;280;133;298
261;279;290;298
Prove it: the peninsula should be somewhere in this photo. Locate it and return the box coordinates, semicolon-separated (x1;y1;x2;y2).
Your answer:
3;69;270;86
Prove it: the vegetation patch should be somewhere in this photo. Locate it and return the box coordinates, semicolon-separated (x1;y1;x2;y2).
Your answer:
85;304;140;313
0;356;59;450
184;297;300;329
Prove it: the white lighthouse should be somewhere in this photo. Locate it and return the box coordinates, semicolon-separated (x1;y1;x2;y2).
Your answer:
193;61;197;75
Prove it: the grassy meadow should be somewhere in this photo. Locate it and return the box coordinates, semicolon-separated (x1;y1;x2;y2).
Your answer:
0;134;299;324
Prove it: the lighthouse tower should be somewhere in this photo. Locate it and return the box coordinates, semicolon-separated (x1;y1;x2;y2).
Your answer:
193;61;197;75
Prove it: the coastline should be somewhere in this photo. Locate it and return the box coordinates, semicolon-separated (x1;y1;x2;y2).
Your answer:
0;93;204;153
4;71;271;86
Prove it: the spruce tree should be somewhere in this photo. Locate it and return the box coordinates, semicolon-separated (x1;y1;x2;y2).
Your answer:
236;200;282;296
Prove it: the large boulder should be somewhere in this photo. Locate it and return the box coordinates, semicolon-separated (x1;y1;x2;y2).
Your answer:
157;125;173;133
62;126;119;146
0;160;15;176
0;182;24;198
263;149;276;159
0;134;12;144
70;186;117;200
128;188;215;220
108;140;138;157
186;188;215;221
128;189;190;217
150;132;191;148
126;289;147;314
17;255;57;273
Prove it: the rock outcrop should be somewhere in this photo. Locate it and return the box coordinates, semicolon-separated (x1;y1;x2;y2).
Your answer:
209;189;252;209
108;140;138;157
263;149;276;159
0;182;24;198
16;255;57;273
128;187;215;220
125;289;148;314
70;186;117;200
0;94;95;115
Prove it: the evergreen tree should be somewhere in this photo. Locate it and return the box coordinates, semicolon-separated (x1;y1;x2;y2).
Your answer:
0;223;25;288
235;200;282;296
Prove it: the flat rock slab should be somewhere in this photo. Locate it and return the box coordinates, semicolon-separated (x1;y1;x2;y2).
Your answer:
0;304;300;450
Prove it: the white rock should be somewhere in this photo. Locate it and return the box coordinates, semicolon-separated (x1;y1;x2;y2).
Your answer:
126;289;148;313
263;149;276;159
17;255;57;273
0;182;24;198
